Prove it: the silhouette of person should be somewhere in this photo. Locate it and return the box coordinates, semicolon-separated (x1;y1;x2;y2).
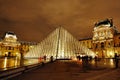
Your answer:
82;55;89;71
114;53;119;68
50;56;53;62
43;55;47;61
95;56;98;67
77;55;80;60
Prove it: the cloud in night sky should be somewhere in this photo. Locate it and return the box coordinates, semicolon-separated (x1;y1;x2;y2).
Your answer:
0;0;120;42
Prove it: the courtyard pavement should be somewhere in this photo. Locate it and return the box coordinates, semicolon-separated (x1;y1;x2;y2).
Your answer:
11;60;120;80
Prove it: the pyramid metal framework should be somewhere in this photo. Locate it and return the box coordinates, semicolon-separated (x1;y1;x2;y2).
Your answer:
24;27;95;59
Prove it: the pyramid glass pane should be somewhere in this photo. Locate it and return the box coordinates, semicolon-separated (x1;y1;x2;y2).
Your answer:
24;27;95;60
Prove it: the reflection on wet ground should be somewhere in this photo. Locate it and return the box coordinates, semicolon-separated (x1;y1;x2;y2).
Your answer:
91;58;115;68
0;57;40;70
0;57;20;70
0;57;119;70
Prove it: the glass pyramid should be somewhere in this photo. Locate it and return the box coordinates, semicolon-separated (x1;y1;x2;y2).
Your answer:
24;27;95;59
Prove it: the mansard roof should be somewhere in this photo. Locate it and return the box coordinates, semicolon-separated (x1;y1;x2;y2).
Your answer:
95;18;113;27
5;31;16;35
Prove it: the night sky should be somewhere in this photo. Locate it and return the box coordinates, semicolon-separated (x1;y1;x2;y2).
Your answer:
0;0;120;42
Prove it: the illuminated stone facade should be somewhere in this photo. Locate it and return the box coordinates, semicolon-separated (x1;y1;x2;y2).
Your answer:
0;31;21;57
79;18;120;58
0;32;37;58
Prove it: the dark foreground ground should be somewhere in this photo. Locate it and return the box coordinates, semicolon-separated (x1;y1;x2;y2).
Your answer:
11;60;120;80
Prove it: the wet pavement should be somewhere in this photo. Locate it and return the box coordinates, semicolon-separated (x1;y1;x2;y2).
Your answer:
0;57;40;71
10;60;120;80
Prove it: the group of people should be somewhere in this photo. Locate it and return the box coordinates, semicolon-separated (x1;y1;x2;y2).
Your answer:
43;55;54;62
76;55;92;62
76;53;120;69
76;55;93;70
